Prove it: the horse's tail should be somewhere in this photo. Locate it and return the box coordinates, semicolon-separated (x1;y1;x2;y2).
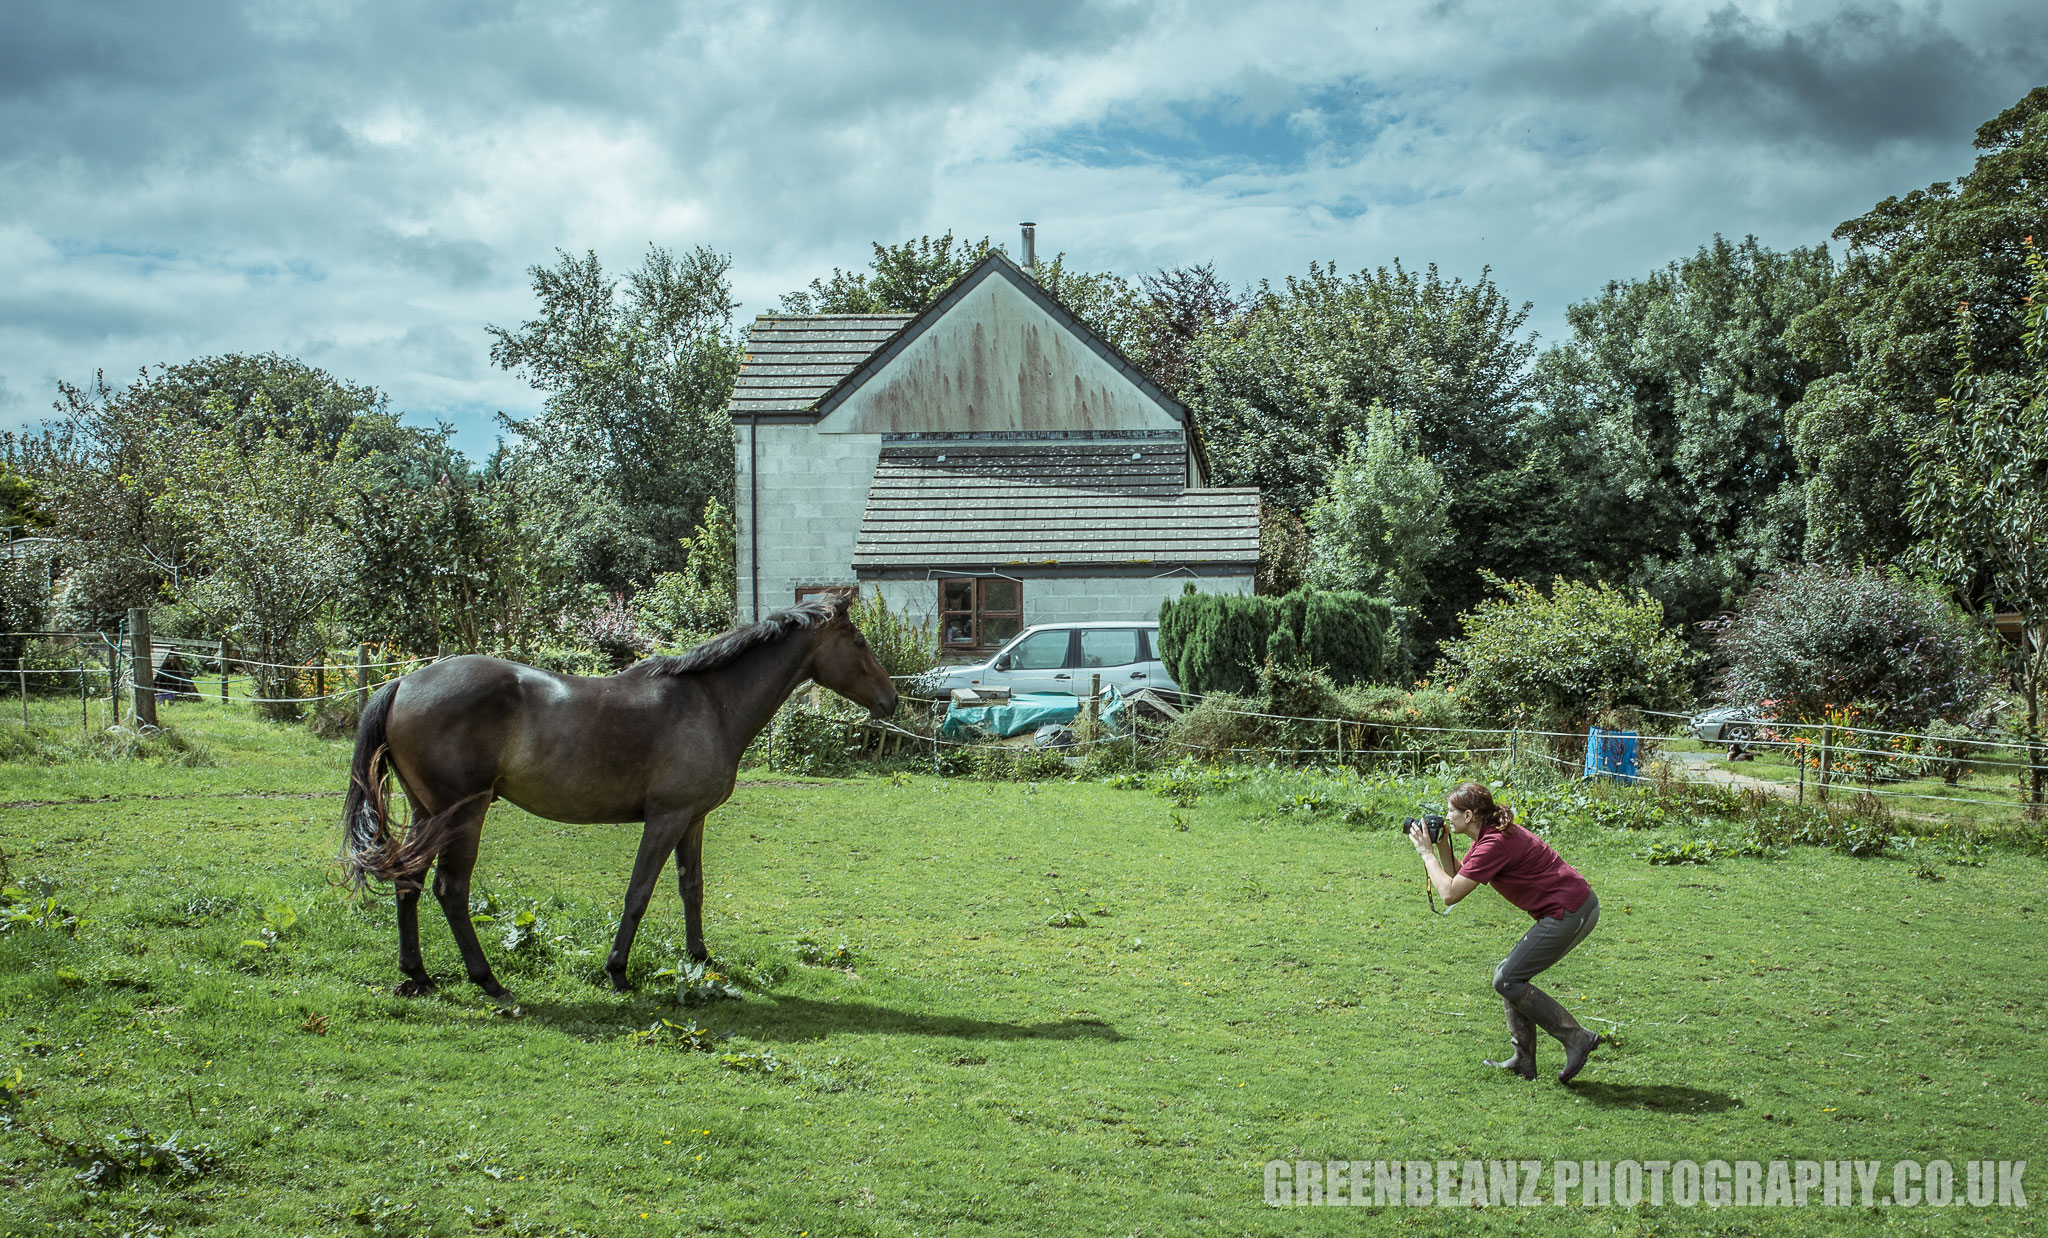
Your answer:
340;680;402;889
339;679;492;892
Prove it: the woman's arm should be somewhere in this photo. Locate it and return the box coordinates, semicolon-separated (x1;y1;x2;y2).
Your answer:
1409;824;1480;905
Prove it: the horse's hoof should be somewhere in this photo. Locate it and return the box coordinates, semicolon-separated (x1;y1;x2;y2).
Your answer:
394;977;438;997
607;973;634;994
480;981;515;1002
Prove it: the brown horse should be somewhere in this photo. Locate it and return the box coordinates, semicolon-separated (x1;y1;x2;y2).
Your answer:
339;596;898;999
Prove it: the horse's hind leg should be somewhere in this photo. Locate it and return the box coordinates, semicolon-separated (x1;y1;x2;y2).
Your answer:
429;802;512;1001
394;793;437;996
395;883;437;996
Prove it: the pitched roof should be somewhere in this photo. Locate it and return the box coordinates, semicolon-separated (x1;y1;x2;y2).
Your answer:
852;442;1259;571
812;254;1188;427
728;314;914;422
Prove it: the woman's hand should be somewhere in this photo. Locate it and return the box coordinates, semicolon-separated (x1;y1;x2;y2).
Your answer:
1407;822;1435;855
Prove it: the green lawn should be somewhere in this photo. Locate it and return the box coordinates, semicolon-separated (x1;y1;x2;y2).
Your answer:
2;696;2044;1235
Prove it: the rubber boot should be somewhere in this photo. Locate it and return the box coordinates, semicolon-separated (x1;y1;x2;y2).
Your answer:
1509;984;1600;1084
1484;997;1537;1079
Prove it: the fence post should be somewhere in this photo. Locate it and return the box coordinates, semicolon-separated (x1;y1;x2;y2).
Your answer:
1818;721;1832;805
315;660;325;702
79;652;88;732
108;629;120;726
219;641;228;703
357;643;370;707
1089;674;1101;726
128;607;157;728
18;658;26;727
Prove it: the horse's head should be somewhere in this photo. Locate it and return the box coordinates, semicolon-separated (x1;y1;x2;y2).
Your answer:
810;595;899;719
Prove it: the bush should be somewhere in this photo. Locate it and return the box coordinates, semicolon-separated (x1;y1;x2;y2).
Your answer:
0;543;55;669
1921;719;1987;786
765;706;858;777
1157;587;1396;697
1710;565;1995;730
633;498;738;646
1166;682;1479;765
846;592;937;692
13;639;106;698
1435;573;1697;732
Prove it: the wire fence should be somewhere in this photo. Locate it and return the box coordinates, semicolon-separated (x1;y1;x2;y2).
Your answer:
8;630;2044;823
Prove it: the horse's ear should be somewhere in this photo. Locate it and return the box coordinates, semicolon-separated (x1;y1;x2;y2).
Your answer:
831;592;855;619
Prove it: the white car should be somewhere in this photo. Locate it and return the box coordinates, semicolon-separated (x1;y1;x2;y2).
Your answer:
929;622;1179;698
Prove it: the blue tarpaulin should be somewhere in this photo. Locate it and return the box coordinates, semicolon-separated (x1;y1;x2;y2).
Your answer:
939;687;1127;741
1582;727;1640;783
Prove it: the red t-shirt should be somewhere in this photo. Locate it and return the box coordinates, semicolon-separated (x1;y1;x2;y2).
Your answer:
1456;826;1592;920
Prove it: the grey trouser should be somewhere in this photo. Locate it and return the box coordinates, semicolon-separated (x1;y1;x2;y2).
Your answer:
1493;891;1600;999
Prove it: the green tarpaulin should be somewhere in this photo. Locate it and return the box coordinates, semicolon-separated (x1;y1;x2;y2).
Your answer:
939;688;1127;741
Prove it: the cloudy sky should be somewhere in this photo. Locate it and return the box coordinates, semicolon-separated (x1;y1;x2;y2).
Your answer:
4;0;2044;455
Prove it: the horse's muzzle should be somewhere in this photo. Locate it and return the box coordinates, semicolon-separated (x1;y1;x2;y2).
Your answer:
870;690;900;719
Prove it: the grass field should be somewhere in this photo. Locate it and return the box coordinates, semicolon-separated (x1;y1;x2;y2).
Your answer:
3;694;2046;1235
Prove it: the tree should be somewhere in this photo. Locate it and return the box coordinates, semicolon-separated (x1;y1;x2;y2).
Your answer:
1131;263;1251;396
1179;260;1537;655
633;498;738;646
1435;575;1698;733
338;456;552;659
778;233;1000;315
16;357;396;625
156;427;360;718
489;245;743;595
1529;235;1835;624
1181;260;1535;512
1788;86;2048;564
1709;565;1994;731
1302;403;1451;617
1909;238;2048;805
118;352;386;459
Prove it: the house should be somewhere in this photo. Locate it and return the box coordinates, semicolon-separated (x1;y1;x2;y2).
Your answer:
730;250;1259;656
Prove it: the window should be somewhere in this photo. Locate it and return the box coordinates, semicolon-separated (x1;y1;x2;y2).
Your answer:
1005;627;1072;670
795;585;858;606
939;577;1023;649
1078;628;1142;669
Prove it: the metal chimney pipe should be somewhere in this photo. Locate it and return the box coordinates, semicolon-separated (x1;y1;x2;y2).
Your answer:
1020;222;1036;272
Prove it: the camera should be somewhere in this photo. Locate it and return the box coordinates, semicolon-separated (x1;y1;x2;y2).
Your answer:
1404;814;1448;844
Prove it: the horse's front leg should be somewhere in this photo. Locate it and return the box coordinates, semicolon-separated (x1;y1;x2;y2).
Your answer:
606;810;696;991
673;815;709;962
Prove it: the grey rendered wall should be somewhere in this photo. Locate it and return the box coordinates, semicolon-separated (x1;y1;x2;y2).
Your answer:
735;421;882;620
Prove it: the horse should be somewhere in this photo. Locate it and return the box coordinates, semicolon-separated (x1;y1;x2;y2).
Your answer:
338;595;898;999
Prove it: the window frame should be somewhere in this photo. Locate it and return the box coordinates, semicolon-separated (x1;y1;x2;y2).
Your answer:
794;585;858;607
938;576;1025;652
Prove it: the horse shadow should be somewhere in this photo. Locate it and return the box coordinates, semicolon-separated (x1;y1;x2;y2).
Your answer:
1567;1081;1740;1113
519;992;1122;1045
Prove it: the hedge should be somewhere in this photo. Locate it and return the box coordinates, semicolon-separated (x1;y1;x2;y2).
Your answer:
1156;587;1396;696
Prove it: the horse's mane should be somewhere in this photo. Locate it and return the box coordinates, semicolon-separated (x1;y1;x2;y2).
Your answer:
621;599;840;678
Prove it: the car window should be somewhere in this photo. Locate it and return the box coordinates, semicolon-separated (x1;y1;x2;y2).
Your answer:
1078;628;1141;669
1006;628;1071;670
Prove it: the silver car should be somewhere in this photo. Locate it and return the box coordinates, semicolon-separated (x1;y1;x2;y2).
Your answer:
1689;705;1764;744
929;622;1179;698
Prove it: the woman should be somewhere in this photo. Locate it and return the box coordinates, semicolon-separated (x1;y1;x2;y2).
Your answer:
1407;782;1602;1084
